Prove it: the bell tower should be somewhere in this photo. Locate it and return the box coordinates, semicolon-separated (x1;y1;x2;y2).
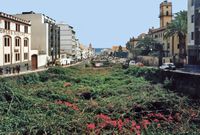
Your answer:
159;0;172;27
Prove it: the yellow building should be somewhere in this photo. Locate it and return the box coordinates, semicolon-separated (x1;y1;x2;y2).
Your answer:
148;0;184;63
112;46;127;52
126;33;147;49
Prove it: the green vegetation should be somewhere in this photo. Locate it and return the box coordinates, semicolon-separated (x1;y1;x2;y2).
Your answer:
0;66;199;134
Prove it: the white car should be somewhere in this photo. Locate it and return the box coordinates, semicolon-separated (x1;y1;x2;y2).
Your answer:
129;60;136;66
159;63;176;70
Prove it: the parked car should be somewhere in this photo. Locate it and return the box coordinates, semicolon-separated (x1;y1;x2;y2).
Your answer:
136;62;144;67
159;63;176;70
129;60;136;66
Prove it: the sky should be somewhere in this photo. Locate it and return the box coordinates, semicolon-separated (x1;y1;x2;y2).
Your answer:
1;0;187;48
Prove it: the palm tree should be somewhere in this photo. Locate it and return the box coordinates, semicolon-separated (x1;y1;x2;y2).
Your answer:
164;10;187;64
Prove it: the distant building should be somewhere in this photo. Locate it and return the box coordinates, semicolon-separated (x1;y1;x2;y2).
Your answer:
80;43;95;59
15;11;60;69
187;0;200;64
111;45;128;58
112;46;127;52
0;12;32;74
126;33;147;49
57;23;77;58
75;39;82;60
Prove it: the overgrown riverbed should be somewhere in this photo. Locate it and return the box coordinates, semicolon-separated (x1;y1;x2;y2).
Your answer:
0;65;199;134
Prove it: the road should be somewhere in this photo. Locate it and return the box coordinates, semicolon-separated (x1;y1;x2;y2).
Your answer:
0;61;83;78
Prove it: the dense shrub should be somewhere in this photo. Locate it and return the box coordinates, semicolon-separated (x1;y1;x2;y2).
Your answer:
125;66;162;83
0;66;199;134
47;67;66;75
17;73;40;85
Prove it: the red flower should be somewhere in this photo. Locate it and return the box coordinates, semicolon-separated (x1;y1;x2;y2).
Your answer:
153;119;159;123
117;119;123;131
72;105;79;111
142;120;151;129
99;122;107;128
124;118;130;125
168;115;173;122
87;123;95;130
55;100;63;104
65;102;73;107
157;124;161;128
132;121;136;128
97;114;111;121
136;125;141;130
109;120;117;127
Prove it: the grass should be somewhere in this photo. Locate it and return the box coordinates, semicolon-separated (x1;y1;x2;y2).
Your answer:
0;65;199;135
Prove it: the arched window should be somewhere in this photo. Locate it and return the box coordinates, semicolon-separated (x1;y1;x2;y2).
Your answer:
4;36;11;47
166;11;169;16
24;38;29;47
15;37;21;47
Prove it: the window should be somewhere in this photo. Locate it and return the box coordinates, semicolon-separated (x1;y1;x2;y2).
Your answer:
191;32;194;40
191;0;194;6
4;54;10;63
24;38;28;47
5;21;10;30
4;36;11;47
24;26;28;33
15;53;20;61
16;24;20;32
166;11;169;16
167;43;170;49
24;53;28;60
15;37;21;47
177;44;180;49
191;15;194;23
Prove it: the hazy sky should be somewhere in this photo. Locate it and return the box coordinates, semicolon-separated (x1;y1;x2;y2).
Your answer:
1;0;187;48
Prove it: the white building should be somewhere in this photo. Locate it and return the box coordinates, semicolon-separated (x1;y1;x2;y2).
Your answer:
75;39;82;60
57;23;77;58
0;12;32;74
15;11;60;69
80;44;95;59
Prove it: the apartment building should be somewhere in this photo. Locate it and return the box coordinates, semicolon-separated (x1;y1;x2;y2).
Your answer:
57;23;77;58
0;12;31;74
15;11;60;69
188;0;200;64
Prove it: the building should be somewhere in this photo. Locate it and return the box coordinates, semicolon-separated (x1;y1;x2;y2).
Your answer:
75;39;82;60
0;12;32;74
80;44;95;59
126;33;147;49
148;0;181;63
15;11;60;69
112;46;127;52
187;0;200;64
57;23;77;58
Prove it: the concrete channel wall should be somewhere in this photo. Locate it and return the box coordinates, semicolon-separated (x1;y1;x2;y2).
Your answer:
161;70;200;98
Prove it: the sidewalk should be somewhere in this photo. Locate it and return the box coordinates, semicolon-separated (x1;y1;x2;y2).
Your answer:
0;62;83;78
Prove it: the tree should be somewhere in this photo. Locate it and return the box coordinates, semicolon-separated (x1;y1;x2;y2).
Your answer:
118;45;123;52
164;10;187;64
136;36;164;66
136;36;158;55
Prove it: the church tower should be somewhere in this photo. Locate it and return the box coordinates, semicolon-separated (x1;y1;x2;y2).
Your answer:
159;0;173;27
